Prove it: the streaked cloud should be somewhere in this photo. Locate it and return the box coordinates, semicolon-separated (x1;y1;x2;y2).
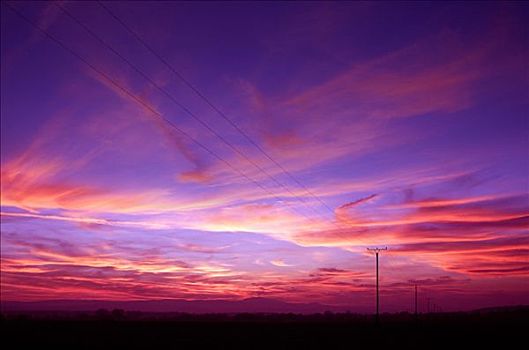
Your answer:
1;1;527;310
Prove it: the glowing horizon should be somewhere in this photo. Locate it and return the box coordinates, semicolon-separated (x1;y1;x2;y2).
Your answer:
1;1;528;312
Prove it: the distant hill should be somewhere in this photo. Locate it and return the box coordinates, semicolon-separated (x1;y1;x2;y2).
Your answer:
471;305;529;313
4;299;528;315
0;297;345;314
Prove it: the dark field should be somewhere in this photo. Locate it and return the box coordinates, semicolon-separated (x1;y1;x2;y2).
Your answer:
2;308;528;349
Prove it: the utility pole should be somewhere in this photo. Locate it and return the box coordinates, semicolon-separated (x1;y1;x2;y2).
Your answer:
414;284;418;319
367;247;387;324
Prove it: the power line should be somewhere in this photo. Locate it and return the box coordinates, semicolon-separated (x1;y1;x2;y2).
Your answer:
96;0;336;215
2;1;318;224
92;1;409;263
5;3;409;315
5;2;403;274
55;1;326;220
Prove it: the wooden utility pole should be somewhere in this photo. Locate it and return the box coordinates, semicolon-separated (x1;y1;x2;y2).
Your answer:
367;247;387;324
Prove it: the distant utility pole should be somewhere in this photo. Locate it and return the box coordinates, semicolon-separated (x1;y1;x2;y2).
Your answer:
414;284;418;318
367;247;387;324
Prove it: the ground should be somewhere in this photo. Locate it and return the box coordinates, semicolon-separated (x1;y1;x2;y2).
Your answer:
2;309;527;349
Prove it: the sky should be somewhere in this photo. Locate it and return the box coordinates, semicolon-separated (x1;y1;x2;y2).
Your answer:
1;1;528;312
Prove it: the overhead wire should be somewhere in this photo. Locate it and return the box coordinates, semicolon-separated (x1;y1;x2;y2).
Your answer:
92;2;403;265
5;0;404;312
96;0;337;215
55;1;328;220
7;0;400;275
2;1;321;226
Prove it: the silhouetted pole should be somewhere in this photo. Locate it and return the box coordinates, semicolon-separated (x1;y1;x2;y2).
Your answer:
367;247;387;324
415;284;418;318
376;252;379;316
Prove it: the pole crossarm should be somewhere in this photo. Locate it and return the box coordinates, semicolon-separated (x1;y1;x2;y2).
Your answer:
367;247;388;253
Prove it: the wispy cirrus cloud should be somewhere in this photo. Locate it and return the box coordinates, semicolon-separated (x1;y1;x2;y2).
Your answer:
1;1;527;309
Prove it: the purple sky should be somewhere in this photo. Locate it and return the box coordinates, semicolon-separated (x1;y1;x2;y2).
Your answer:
1;1;528;312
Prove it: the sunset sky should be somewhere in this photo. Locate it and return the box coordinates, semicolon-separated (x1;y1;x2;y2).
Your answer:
1;1;528;312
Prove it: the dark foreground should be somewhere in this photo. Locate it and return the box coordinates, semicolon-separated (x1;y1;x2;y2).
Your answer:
2;308;528;349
